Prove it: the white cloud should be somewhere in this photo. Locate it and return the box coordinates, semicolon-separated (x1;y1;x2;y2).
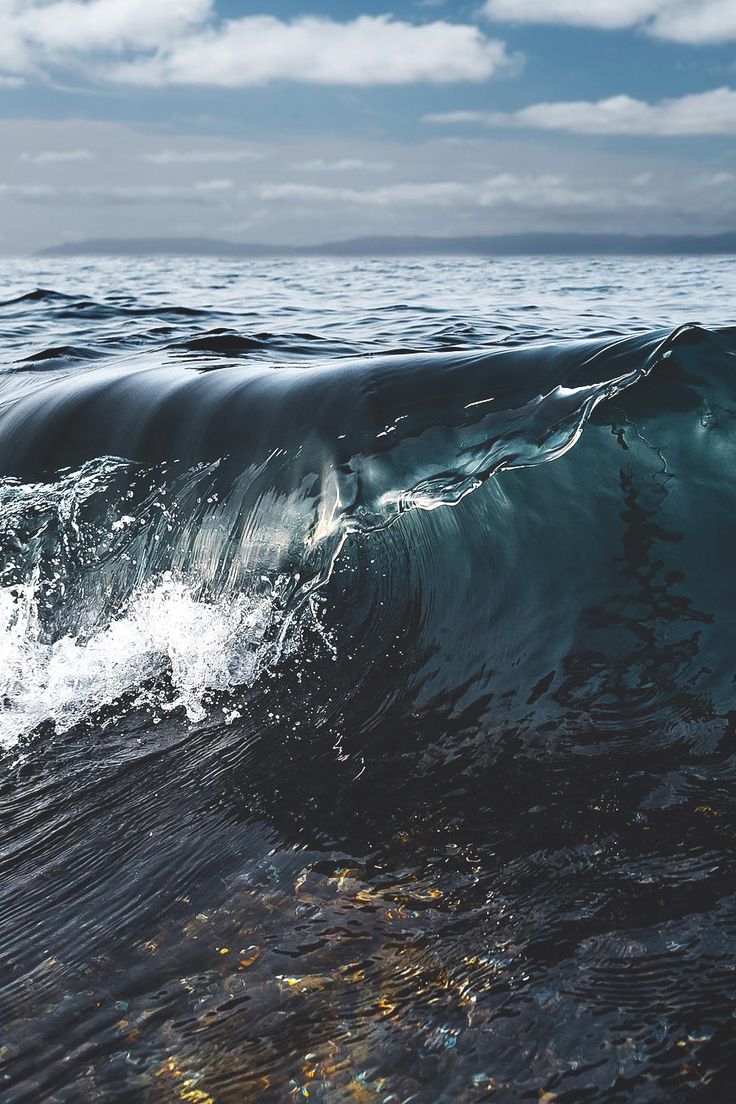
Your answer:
481;1;736;45
21;148;94;164
698;170;736;186
483;0;660;31
293;158;393;173
192;177;232;192
110;15;516;87
142;147;265;164
17;0;212;53
0;5;517;87
0;178;233;203
0;0;27;76
425;111;497;125
257;175;609;210
0;0;211;77
2;116;734;252
425;87;736;135
650;0;736;45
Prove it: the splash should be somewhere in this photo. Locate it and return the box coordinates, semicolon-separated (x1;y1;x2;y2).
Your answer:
0;574;273;747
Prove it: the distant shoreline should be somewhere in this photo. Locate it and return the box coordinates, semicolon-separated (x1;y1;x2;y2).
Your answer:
38;232;736;259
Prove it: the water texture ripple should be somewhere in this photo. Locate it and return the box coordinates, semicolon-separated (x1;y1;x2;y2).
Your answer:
0;256;735;1104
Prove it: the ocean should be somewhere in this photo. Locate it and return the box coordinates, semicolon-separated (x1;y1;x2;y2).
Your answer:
1;255;735;1103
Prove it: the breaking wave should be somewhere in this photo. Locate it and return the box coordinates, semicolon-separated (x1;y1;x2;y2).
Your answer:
1;323;730;747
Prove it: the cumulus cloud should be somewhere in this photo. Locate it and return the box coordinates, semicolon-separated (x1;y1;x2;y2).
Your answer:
0;0;26;77
650;0;736;45
0;0;210;77
110;15;516;87
425;87;736;136
16;0;211;53
0;4;517;86
481;0;736;45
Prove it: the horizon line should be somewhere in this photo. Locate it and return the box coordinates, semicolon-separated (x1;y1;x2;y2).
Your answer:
35;230;736;259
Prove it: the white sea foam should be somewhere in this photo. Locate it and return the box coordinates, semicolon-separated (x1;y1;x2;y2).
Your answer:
0;573;273;749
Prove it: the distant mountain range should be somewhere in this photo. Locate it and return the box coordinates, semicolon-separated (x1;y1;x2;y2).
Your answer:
39;231;736;258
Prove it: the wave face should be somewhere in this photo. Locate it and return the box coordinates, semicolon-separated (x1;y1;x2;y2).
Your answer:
2;257;736;1104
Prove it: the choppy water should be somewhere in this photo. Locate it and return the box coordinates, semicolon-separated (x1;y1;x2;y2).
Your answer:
1;256;735;1103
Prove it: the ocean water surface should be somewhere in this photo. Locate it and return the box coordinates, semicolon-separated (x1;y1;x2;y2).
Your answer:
1;255;735;1103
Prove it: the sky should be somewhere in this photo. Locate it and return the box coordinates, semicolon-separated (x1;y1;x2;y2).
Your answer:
1;0;736;252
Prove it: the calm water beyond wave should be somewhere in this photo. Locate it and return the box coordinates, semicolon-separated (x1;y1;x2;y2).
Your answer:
1;256;736;1103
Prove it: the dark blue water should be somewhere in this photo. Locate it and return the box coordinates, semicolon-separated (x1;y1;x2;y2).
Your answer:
1;257;735;1103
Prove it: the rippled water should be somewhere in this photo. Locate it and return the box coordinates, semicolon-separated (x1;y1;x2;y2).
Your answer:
1;257;735;1103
